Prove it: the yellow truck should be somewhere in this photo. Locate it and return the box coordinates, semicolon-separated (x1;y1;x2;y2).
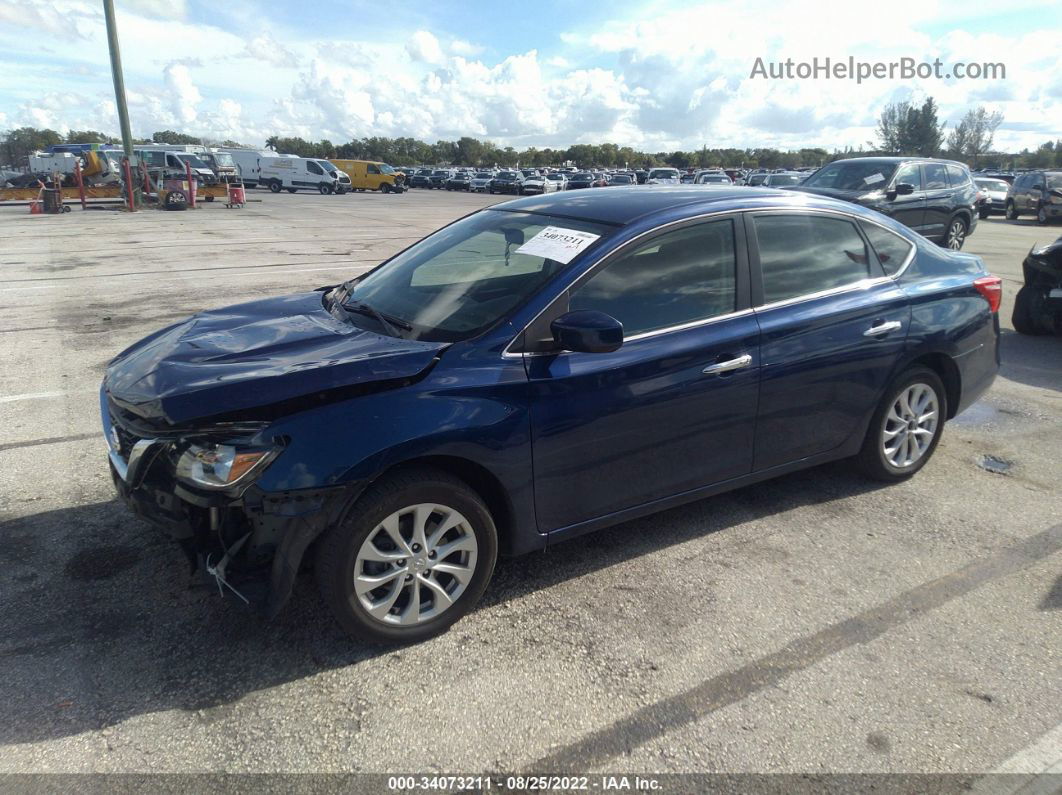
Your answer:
328;159;406;192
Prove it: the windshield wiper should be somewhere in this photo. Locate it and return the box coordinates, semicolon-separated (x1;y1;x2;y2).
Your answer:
343;299;412;338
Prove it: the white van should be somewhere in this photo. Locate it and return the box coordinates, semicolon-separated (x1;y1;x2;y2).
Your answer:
258;156;344;194
215;148;266;189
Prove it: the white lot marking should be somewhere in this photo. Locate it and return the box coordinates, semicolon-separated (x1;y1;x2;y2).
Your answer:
969;722;1062;794
0;389;96;404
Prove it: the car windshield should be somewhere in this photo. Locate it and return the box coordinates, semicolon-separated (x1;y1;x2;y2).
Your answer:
547;174;564;180
474;173;492;178
318;161;337;173
649;169;678;179
212;153;235;167
573;173;592;179
498;172;517;178
611;176;632;183
177;154;210;169
378;163;395;174
976;179;1008;191
769;174;801;185
433;170;449;176
802;161;899;191
341;210;612;343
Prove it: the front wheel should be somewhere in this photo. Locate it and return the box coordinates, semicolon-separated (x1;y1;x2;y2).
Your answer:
286;187;298;194
855;367;946;482
319;183;332;195
944;217;967;250
315;469;498;643
978;207;990;220
1005;201;1019;220
1012;285;1051;335
381;183;391;194
1037;203;1049;225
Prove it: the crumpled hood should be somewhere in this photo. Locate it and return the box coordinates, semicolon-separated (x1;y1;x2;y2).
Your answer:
105;291;447;425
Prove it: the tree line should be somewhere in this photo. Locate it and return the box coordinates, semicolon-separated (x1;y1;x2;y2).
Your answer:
3;102;1061;171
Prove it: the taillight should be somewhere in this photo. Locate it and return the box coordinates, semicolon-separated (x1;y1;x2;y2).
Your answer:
973;275;1002;313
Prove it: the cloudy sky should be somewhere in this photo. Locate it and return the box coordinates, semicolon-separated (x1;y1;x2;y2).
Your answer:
2;0;1060;152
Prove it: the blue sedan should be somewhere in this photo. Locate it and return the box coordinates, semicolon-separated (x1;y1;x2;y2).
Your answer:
101;187;1002;642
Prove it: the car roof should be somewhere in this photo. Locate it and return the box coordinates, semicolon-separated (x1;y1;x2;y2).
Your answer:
828;156;969;167
491;185;865;226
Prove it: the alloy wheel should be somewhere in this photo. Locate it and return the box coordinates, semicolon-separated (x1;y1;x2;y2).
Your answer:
946;220;966;250
881;383;939;468
353;503;478;626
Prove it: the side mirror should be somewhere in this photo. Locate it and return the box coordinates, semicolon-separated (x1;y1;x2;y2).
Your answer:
550;310;623;353
894;182;915;196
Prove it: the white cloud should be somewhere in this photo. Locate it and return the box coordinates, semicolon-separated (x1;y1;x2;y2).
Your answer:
406;30;444;65
451;39;483;57
244;32;301;68
163;63;202;125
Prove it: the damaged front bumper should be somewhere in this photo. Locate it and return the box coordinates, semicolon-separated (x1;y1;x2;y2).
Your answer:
101;389;357;616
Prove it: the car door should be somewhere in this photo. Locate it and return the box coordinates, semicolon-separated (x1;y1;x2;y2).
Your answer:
526;215;760;532
1027;172;1045;212
748;211;910;471
921;162;952;241
883;162;926;232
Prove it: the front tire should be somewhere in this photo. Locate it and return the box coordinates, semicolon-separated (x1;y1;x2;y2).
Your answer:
316;468;498;644
319;183;332;195
1005;201;1019;220
1012;285;1050;335
979;207;990;220
855;367;946;482
286;187;298;193
1037;203;1049;225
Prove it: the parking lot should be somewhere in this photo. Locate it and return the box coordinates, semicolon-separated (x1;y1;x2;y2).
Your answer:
0;189;1059;778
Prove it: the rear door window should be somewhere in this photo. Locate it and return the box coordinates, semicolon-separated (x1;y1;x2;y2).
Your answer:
924;163;948;190
754;214;870;304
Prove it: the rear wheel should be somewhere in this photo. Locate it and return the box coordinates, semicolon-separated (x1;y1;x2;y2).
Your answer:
856;367;946;482
269;180;281;193
944;217;967;250
1012;285;1050;335
316;469;498;643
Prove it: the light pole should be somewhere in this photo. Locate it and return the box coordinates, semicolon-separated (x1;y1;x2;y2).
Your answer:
103;0;138;207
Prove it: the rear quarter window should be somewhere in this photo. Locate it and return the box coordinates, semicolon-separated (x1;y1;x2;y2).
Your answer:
945;165;969;187
860;221;914;276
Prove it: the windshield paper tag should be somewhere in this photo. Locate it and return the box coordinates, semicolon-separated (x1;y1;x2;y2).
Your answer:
517;226;600;264
864;172;885;185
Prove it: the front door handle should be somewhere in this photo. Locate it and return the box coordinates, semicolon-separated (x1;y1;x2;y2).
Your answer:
864;320;903;337
703;353;752;375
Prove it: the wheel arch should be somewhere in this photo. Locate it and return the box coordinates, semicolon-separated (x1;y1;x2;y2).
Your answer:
369;455;520;556
904;351;961;419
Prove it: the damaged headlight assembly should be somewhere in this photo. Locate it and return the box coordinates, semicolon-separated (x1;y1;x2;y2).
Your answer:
174;440;280;491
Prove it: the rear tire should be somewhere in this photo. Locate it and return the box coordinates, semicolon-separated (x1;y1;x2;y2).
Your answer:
316;468;498;644
1012;285;1050;335
855;367;946;482
269;180;281;193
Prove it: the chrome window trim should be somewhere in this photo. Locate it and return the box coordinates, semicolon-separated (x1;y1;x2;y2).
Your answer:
502;203;917;359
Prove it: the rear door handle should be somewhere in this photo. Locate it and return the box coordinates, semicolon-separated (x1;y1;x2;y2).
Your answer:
703;353;752;375
864;320;903;337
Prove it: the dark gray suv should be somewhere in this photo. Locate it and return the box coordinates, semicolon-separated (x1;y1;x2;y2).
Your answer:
1006;171;1062;225
788;157;979;249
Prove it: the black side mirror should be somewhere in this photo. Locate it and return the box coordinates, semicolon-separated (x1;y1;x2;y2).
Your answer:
551;310;623;353
894;182;915;196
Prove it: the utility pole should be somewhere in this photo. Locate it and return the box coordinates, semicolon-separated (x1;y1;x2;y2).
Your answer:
103;0;134;158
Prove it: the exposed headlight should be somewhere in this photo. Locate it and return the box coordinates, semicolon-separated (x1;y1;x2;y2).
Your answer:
176;441;278;490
